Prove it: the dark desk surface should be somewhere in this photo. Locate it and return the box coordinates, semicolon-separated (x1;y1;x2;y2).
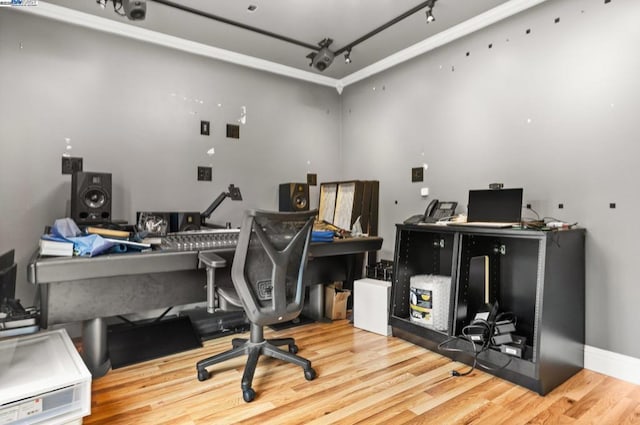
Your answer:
28;235;382;377
28;236;383;284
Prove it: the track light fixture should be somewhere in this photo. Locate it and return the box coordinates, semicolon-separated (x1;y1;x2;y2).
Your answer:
96;0;146;21
306;38;335;72
149;0;443;72
426;10;435;23
426;0;437;23
344;49;352;64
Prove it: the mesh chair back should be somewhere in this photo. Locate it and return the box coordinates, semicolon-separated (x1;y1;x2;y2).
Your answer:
232;209;316;326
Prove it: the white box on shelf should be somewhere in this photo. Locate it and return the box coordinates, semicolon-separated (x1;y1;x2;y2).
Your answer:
409;274;451;332
353;278;392;336
0;328;91;425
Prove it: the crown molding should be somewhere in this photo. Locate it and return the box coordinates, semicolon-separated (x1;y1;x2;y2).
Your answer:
17;0;548;93
16;1;338;88
338;0;549;89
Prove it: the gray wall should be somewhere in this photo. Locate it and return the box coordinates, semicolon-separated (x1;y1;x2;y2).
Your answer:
2;0;639;361
341;0;640;358
0;11;341;305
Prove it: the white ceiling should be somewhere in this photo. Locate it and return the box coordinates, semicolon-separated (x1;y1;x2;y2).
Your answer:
24;0;547;88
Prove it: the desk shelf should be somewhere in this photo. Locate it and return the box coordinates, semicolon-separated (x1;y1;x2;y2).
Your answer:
390;224;585;395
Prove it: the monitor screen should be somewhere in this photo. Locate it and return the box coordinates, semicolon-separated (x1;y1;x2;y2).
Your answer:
0;263;16;302
467;188;523;223
0;249;14;271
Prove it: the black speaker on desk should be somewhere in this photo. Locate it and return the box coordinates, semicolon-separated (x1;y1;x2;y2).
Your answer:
71;171;112;225
279;183;309;212
172;212;201;232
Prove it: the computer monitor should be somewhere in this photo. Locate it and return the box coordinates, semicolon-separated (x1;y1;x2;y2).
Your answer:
0;249;16;302
0;249;13;271
467;188;523;223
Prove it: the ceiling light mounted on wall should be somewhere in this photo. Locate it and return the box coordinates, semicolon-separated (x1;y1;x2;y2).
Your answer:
306;38;335;71
96;0;146;21
425;0;437;23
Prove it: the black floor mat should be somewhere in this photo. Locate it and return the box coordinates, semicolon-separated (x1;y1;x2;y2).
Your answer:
107;316;202;369
268;315;315;331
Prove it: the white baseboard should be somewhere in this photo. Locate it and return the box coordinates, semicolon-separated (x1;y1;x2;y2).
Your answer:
584;345;640;386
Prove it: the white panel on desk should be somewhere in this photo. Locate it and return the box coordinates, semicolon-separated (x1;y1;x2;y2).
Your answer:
334;182;355;230
353;278;391;336
319;183;337;224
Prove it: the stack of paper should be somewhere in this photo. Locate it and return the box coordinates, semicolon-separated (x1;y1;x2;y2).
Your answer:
39;239;74;257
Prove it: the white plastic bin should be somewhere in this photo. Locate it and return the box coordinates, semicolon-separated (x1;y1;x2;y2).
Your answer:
0;329;91;425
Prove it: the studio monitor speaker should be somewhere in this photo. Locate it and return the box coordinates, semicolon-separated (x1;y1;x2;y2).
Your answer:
172;212;201;232
279;183;310;212
71;171;112;225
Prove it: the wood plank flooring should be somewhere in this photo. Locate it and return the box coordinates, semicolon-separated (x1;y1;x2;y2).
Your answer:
85;319;640;424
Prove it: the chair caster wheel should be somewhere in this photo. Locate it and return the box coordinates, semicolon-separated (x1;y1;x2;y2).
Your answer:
289;344;299;354
243;388;256;402
197;369;210;382
304;368;316;381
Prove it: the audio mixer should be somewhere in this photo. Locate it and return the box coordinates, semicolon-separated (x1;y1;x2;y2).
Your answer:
159;229;240;251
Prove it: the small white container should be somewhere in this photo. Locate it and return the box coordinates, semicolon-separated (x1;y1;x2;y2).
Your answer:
409;274;451;332
353;278;392;336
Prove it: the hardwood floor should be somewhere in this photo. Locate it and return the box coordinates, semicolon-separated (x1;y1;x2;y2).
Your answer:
85;319;640;424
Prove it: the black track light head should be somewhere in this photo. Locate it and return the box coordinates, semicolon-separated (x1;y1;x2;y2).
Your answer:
307;38;335;72
426;0;437;23
344;49;352;64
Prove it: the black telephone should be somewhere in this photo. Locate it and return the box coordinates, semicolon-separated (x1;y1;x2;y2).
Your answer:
404;199;458;224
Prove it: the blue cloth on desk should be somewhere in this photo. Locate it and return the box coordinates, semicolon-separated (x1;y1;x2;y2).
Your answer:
44;218;115;257
43;218;150;256
311;230;334;243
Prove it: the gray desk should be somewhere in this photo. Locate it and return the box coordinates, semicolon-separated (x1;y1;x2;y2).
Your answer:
28;236;382;376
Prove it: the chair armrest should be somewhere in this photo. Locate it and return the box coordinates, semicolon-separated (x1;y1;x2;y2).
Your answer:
198;251;227;269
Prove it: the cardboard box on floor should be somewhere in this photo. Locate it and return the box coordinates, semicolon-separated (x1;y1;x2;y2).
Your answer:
325;282;351;320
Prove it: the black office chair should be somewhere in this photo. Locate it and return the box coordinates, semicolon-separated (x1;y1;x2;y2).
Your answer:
196;209;318;402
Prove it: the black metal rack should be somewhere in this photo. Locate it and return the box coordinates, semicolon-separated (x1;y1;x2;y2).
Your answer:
390;224;585;395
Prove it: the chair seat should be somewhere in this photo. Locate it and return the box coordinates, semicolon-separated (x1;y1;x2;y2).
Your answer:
217;278;243;307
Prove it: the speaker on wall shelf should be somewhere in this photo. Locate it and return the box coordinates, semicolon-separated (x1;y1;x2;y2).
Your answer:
279;183;310;212
71;171;112;225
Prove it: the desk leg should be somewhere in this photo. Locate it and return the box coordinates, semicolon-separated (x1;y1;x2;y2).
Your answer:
82;317;111;378
344;253;365;310
304;283;325;322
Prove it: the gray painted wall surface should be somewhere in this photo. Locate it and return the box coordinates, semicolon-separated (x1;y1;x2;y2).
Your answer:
341;0;640;358
0;11;341;305
2;0;639;361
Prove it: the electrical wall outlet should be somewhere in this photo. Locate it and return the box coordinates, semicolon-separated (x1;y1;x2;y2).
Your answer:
200;120;210;135
61;156;83;175
197;166;212;181
307;173;317;186
226;124;240;139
